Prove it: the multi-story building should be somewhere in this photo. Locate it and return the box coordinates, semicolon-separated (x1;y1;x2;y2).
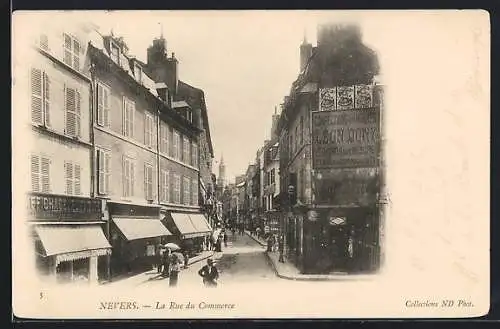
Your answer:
18;21;112;284
87;32;212;278
276;24;383;275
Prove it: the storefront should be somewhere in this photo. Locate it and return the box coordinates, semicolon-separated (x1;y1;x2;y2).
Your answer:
106;202;169;278
28;193;111;284
163;212;212;257
300;206;380;274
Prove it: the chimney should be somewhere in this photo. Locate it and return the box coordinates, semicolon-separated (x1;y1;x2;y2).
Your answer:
167;52;179;95
300;34;313;73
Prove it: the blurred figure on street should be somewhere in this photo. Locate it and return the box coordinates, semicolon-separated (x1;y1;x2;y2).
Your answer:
198;258;219;287
169;253;182;287
216;236;222;252
162;248;171;277
156;245;164;273
223;230;228;247
278;235;285;263
267;234;275;252
181;249;189;269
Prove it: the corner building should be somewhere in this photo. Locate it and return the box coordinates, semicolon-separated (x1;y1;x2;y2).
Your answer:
277;25;384;274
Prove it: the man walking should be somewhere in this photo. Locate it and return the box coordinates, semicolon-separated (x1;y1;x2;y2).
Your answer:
198;258;219;287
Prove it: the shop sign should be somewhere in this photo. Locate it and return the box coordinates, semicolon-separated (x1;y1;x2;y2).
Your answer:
329;217;346;226
312;109;379;169
27;193;102;221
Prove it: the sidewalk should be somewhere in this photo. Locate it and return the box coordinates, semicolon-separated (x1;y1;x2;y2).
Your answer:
105;250;216;287
245;230;376;282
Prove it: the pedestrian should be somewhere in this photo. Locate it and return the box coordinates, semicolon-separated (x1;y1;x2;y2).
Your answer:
267;235;273;252
169;253;182;287
278;235;285;263
216;236;222;252
156;245;164;273
182;249;189;269
162;249;171;277
223;230;228;247
198;258;219;287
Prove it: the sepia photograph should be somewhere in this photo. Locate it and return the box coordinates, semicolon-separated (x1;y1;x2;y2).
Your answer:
12;10;490;319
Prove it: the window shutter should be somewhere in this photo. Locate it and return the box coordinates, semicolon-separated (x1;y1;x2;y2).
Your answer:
31;155;40;192
97;84;104;126
41;157;50;193
130;102;135;138
103;87;109;127
63;34;72;66
122;97;126;136
165;171;170;202
130;161;135;196
43;72;51;127
30;68;43;124
122;157;128;196
104;152;110;194
97;150;103;194
144;114;149;146
144;164;148;199
73;39;80;70
76;90;81;137
74;164;81;195
65;162;73;195
65;87;76;136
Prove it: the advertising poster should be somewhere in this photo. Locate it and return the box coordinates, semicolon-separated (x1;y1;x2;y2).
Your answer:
336;85;355;110
319;87;337;111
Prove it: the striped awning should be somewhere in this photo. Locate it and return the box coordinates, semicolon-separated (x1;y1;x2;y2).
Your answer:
35;225;112;266
169;213;211;239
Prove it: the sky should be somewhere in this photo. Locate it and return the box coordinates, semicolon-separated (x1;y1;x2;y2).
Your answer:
75;11;388;183
14;10;486;185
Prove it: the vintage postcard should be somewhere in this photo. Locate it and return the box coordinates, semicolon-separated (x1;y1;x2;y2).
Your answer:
11;10;490;319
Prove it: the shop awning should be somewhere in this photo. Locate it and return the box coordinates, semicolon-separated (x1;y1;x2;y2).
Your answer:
188;214;212;234
113;217;172;241
170;213;210;239
35;225;112;265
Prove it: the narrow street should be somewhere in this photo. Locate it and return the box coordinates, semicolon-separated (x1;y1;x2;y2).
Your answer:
138;232;279;288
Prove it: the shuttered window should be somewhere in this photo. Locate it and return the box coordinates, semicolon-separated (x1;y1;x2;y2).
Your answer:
160;169;170;203
30;68;51;126
173;131;180;160
144;113;154;147
183;136;190;164
65;86;81;137
39;34;49;50
123;157;135;197
63;33;81;71
96;82;110;127
123;97;135;138
160;123;169;154
191;142;198;167
144;163;154;201
97;149;111;195
173;174;181;204
64;162;82;195
191;179;198;206
31;155;50;193
183;177;190;205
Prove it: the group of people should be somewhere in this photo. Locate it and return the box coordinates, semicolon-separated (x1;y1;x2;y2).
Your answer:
155;247;220;287
267;233;285;263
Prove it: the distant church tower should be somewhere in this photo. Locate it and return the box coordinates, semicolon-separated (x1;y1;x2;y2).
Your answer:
218;155;226;188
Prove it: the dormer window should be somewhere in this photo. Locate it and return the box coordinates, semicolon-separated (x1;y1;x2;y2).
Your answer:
110;42;120;64
134;63;142;84
186;110;193;123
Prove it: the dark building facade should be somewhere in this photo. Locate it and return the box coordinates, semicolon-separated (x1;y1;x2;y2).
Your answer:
277;24;384;275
